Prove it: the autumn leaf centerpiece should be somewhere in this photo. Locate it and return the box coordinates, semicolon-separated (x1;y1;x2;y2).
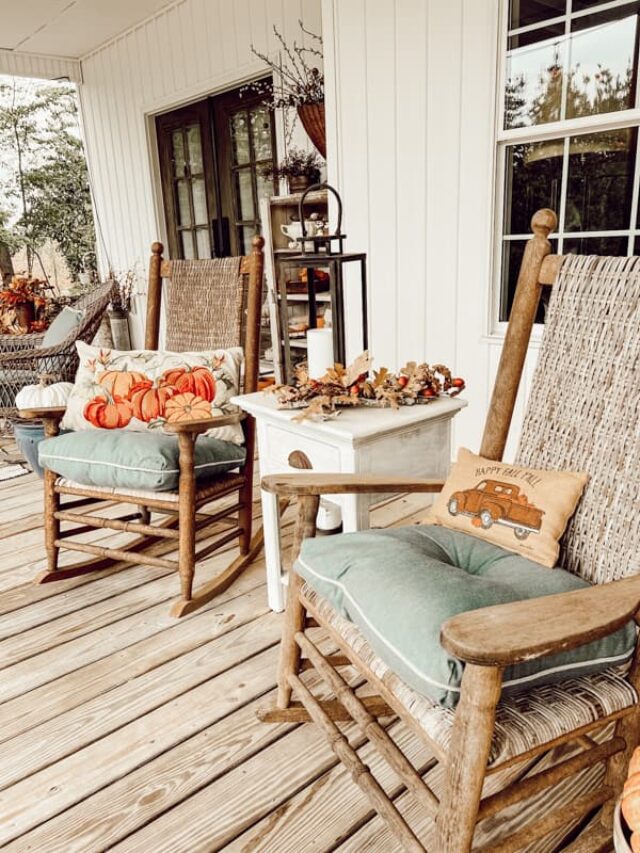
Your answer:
268;352;465;420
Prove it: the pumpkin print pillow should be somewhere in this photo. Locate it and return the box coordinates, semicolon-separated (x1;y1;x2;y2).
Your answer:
429;448;588;567
61;342;244;445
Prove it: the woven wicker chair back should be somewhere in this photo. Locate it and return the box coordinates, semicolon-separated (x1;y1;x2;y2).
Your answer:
516;254;640;584
164;258;247;353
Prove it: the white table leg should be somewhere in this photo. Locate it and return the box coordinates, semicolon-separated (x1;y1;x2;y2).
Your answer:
341;494;370;533
261;487;285;612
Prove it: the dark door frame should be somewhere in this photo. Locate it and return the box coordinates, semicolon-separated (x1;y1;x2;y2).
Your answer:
155;79;276;259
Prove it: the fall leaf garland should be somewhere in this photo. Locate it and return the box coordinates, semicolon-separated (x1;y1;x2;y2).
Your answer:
268;352;465;420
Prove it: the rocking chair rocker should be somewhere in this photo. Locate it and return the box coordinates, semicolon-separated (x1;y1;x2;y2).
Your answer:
260;210;640;850
19;237;265;617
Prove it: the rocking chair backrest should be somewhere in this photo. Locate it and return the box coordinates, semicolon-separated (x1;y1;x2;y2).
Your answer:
481;209;640;585
145;236;264;395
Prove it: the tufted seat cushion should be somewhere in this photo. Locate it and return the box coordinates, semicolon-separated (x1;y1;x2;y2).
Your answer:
39;429;246;492
296;526;636;708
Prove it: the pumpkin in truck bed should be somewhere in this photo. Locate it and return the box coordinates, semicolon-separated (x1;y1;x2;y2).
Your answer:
447;479;545;541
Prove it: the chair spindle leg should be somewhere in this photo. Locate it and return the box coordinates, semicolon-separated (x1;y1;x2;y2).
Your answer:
438;664;502;852
276;493;319;709
177;432;197;602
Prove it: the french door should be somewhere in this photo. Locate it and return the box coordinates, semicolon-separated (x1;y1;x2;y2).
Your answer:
156;82;276;259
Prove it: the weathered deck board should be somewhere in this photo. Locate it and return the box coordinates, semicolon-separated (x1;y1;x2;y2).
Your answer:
0;469;599;851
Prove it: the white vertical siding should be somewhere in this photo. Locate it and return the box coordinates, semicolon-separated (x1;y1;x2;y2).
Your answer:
77;0;322;345
0;49;82;83
323;0;538;454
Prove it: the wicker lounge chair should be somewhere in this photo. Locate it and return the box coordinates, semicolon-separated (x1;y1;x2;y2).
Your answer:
0;280;115;429
260;209;640;851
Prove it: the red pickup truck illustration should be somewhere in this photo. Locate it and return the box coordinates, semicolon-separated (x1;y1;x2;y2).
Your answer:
447;479;544;540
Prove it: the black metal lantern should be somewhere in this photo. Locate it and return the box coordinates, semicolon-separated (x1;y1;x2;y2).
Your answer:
286;182;368;369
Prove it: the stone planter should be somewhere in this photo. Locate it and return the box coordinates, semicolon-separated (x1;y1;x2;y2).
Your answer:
289;175;312;193
108;309;131;350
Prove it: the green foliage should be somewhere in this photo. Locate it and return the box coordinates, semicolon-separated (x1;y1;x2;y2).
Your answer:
0;78;97;279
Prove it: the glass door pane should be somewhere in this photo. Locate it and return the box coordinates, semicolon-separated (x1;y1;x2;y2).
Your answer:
156;101;217;260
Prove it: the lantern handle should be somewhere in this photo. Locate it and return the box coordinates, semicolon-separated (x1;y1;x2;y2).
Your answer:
299;182;343;238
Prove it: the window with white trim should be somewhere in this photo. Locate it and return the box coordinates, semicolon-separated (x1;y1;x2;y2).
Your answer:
498;0;640;322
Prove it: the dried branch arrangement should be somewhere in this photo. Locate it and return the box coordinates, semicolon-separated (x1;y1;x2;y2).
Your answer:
268;352;465;421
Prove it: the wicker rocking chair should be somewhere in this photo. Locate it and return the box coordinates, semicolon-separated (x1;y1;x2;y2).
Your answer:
19;238;265;617
260;210;640;851
0;280;114;430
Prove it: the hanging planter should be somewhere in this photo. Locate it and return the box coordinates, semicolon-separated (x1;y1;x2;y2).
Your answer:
297;102;326;158
243;23;326;158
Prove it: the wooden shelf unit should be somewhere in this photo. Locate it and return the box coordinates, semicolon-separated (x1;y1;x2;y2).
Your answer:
261;190;329;383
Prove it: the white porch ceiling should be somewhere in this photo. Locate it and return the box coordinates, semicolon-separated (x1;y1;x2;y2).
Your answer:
0;0;179;58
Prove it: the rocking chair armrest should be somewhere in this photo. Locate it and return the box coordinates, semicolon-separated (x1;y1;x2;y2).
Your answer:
163;412;245;436
440;574;640;667
261;473;446;497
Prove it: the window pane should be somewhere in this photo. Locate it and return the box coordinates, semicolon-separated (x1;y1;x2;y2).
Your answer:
510;0;565;30
565;128;636;231
505;34;565;128
500;239;557;321
573;0;634;12
256;171;274;207
195;228;211;259
567;13;637;119
234;169;255;220
172;131;186;177
238;225;256;255
231;112;250;165
250;107;273;161
186;124;203;174
563;235;628;254
192;177;208;225
504;140;563;234
181;231;195;259
176;180;191;226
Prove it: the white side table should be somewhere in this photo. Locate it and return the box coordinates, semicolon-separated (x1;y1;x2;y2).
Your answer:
232;392;467;611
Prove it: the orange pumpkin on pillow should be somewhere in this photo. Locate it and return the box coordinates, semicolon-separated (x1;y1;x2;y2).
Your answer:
84;393;133;429
164;392;211;423
129;381;175;422
97;369;148;397
161;366;216;402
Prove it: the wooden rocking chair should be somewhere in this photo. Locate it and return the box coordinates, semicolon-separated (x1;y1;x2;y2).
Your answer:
260;210;640;850
19;237;265;618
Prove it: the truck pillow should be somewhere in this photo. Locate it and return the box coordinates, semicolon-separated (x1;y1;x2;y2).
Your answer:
429;448;588;568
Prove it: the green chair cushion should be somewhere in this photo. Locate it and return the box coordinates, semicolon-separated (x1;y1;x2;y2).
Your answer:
297;525;636;708
42;306;84;348
38;429;246;492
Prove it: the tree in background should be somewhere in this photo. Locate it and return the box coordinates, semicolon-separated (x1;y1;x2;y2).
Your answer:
0;77;97;284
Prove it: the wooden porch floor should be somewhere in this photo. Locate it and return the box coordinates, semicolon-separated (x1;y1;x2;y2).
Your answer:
0;460;603;852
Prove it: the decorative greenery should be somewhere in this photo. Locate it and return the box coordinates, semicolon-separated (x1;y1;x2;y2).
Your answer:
261;147;322;182
269;352;465;421
0;78;97;282
242;21;324;110
110;269;135;315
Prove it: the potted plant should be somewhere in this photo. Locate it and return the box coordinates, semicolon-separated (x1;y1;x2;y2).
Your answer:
244;22;325;157
109;271;134;350
0;275;50;334
262;147;323;193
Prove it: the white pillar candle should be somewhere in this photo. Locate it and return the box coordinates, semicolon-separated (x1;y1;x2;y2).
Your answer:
307;328;334;379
